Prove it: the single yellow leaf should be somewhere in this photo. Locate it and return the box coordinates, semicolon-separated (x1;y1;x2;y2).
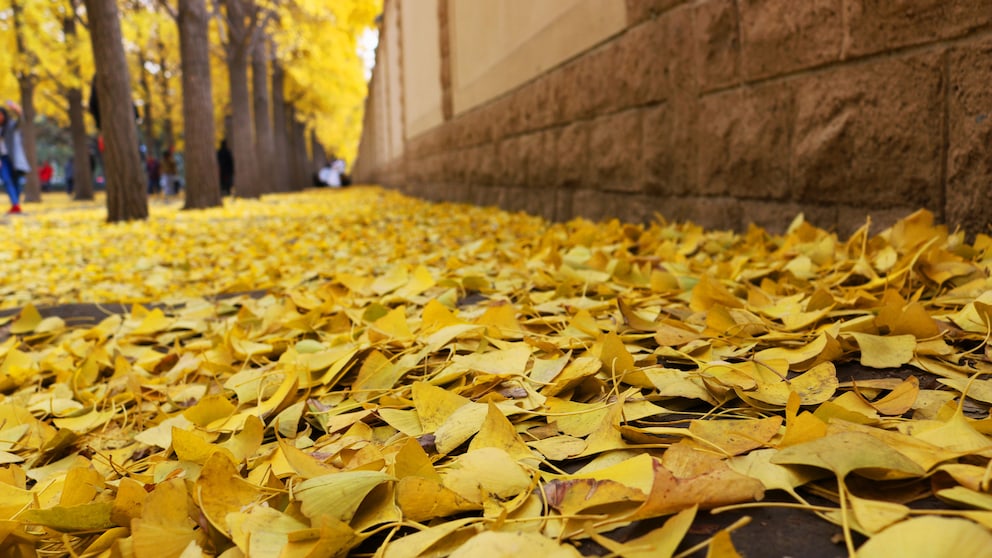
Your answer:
856;516;992;558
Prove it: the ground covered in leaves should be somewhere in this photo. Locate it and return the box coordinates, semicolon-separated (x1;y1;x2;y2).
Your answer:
1;187;992;557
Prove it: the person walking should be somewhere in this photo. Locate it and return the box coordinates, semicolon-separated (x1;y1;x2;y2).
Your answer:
160;148;177;196
0;100;30;214
64;158;74;195
39;160;53;192
217;139;233;196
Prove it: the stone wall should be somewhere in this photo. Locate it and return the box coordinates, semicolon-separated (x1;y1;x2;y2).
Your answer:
355;0;992;236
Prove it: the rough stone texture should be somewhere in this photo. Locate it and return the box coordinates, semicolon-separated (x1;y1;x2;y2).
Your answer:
698;85;794;199
844;0;992;57
792;54;944;208
739;0;843;79
693;0;741;92
656;196;744;230
946;38;992;236
590;110;644;193
643;103;694;196
555;121;592;189
626;0;688;24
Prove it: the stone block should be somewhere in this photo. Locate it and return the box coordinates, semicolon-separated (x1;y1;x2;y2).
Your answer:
554;47;614;122
633;8;698;104
466;143;497;186
657;196;743;230
739;0;843;79
516;132;546;188
643;103;695;196
503;186;558;220
496;135;526;187
518;76;555;132
693;0;741;92
792;54;943;208
590;110;645;193
738;200;837;234
569;189;625;223
844;0;992;57
626;0;688;23
947;38;992;236
836;205;917;239
697;85;794;199
528;129;558;187
555;121;592;188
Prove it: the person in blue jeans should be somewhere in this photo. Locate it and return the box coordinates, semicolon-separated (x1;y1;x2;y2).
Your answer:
0;101;29;214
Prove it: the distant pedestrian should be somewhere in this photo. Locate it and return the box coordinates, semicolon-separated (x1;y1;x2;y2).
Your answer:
65;158;74;195
0;100;30;214
39;160;53;192
217;139;233;196
145;154;160;194
160;148;177;195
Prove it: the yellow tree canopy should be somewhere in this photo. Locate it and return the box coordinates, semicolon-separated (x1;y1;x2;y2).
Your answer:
0;0;380;164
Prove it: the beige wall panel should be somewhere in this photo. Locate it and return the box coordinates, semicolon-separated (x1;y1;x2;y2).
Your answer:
450;0;627;115
401;0;444;138
385;0;405;159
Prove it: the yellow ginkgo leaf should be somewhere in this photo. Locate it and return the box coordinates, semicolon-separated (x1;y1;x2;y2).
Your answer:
856;516;992;558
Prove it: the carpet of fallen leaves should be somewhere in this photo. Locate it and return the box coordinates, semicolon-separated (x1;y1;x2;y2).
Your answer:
1;187;992;557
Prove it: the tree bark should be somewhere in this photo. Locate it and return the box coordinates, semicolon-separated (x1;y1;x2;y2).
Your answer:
84;0;148;222
66;0;94;201
224;0;260;198
251;32;274;194
16;80;41;202
138;51;157;156
156;47;174;153
270;58;289;192
288;106;307;191
68;87;95;201
178;0;221;209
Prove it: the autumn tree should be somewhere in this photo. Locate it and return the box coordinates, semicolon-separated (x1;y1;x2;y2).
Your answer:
84;0;147;221
176;0;221;209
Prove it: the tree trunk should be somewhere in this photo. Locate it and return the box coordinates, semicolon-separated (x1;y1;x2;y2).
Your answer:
11;1;40;202
65;1;94;200
68;87;95;201
178;0;222;210
16;80;41;202
138;51;157;156
225;0;260;198
84;0;148;222
251;32;273;194
311;129;327;171
156;47;174;153
288;106;307;191
270;58;289;192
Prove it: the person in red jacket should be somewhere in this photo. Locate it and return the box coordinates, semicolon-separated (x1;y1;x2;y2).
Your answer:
39;160;53;192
